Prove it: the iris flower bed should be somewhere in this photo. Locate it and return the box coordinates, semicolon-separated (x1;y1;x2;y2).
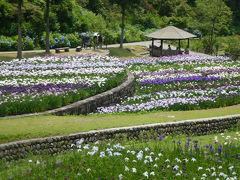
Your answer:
0;54;126;116
97;55;240;113
0;131;239;179
1;54;240;116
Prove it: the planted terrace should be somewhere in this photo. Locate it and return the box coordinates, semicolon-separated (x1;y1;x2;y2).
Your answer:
1;54;240;116
0;54;126;116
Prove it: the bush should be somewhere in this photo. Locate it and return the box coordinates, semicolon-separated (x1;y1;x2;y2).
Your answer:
225;36;240;54
0;27;148;51
22;36;35;50
0;35;35;51
39;32;83;49
0;36;17;51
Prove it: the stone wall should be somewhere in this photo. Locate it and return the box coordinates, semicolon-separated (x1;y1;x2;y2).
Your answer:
0;114;239;161
51;70;135;115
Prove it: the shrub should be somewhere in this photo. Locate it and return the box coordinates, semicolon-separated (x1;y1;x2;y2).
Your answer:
0;35;35;51
22;36;35;50
39;32;81;49
225;36;240;54
0;36;17;51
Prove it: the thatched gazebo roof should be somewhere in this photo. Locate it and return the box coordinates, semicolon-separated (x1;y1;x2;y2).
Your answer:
146;25;196;40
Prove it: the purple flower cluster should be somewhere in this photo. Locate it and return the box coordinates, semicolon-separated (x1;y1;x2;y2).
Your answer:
139;76;221;86
201;69;240;75
137;70;194;77
0;83;91;94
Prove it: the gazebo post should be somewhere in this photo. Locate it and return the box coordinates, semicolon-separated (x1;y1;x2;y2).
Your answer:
187;39;189;48
152;38;154;56
178;39;181;54
161;40;163;56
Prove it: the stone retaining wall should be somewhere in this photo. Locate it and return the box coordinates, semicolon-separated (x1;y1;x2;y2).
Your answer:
0;114;239;161
51;71;135;115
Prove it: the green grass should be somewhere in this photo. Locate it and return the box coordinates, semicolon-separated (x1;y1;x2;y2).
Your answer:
0;52;49;61
109;47;135;57
0;104;240;144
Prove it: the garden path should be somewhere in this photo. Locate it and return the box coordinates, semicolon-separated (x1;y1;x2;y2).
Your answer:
0;41;208;56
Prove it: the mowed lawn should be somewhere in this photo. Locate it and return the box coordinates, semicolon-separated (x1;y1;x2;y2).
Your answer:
0;104;240;144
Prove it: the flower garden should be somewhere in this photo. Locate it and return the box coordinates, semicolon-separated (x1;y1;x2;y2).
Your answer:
0;54;126;116
98;55;240;113
0;54;240;179
1;54;240;117
0;131;239;179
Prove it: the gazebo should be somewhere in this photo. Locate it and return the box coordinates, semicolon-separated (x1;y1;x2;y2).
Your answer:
146;25;197;57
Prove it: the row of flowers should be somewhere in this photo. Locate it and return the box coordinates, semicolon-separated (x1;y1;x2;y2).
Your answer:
1;131;239;179
1;54;240;116
97;55;240;113
0;55;126;116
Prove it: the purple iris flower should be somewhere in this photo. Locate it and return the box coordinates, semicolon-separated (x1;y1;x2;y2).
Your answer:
218;145;222;153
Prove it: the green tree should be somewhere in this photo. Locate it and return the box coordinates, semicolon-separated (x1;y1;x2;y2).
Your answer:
17;0;23;59
191;0;232;54
224;0;240;26
8;0;24;59
86;0;103;14
0;0;15;35
45;0;50;53
148;0;180;17
111;0;141;48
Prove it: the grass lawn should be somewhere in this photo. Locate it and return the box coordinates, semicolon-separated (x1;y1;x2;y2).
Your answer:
108;46;148;58
109;47;135;57
0;104;240;144
0;52;49;61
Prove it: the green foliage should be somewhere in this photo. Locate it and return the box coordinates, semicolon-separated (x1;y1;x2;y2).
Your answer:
191;0;232;36
224;0;240;26
0;0;239;51
224;36;240;54
189;0;232;54
0;131;239;179
0;35;34;51
133;13;163;30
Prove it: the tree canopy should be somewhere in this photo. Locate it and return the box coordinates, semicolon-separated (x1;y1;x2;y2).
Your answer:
0;0;239;48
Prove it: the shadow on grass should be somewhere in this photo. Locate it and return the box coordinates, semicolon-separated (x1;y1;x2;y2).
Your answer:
109;47;135;57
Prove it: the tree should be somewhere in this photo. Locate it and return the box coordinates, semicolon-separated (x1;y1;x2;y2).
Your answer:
86;0;103;14
17;0;23;59
0;0;15;35
223;0;240;26
191;0;232;54
8;0;24;59
111;0;141;48
45;0;50;53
